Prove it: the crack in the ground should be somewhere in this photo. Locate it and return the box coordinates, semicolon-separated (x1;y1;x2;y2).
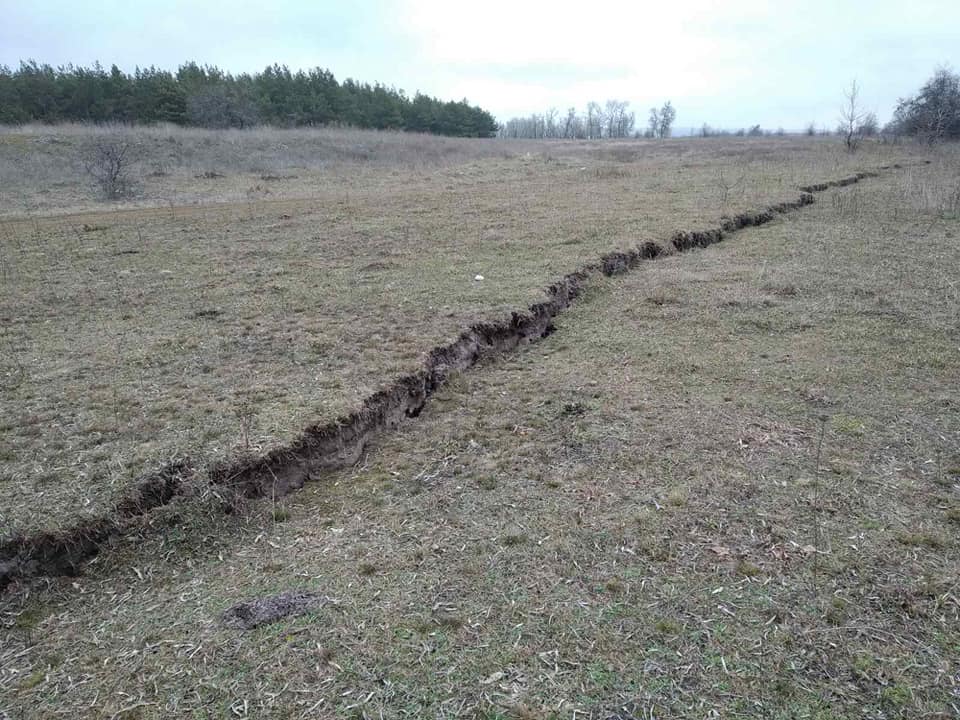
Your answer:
0;166;900;592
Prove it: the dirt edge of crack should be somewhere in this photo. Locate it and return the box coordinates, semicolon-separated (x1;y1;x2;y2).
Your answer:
0;167;893;593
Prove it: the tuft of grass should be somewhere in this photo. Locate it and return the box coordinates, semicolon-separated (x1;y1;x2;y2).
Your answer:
604;579;626;594
879;685;911;708
831;414;866;435
762;282;798;297
638;537;672;562
501;530;528;547
13;607;44;631
895;530;947;549
824;597;848;625
735;560;762;577
18;670;46;691
433;614;465;630
476;476;498;490
586;660;616;688
851;654;877;681
654;618;682;636
666;489;688;507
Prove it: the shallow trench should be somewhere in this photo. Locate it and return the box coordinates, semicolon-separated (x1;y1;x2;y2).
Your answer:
0;166;903;592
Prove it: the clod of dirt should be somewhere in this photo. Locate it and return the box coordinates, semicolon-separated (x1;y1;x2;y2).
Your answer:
360;261;394;272
221;591;335;630
191;309;222;320
561;401;587;416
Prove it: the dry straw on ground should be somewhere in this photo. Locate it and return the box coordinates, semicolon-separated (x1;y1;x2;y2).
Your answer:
0;127;923;538
0;126;957;719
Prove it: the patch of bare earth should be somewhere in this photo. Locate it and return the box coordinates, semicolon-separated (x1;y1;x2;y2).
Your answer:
1;158;957;718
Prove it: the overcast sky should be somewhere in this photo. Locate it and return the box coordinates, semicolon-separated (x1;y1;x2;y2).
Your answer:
2;0;957;130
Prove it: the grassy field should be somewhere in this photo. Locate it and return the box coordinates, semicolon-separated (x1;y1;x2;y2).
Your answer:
0;124;527;215
0;128;923;538
0;130;957;718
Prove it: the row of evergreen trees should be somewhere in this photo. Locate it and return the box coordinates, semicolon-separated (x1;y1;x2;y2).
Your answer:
0;61;499;137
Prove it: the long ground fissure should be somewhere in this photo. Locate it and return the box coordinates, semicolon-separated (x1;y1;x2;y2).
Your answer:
0;166;904;592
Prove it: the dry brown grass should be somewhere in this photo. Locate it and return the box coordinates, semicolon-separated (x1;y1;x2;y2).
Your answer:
0;128;925;538
0;123;527;214
0;143;957;718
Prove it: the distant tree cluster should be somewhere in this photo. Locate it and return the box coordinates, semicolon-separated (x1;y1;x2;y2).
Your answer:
697;124;794;138
499;99;668;139
646;102;676;138
887;66;960;143
0;61;499;137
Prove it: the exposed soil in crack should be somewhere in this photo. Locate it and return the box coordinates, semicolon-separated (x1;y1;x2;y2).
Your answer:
0;166;900;593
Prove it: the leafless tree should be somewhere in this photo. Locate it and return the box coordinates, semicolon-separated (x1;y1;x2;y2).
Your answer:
715;166;744;207
563;107;577;138
839;80;865;151
544;107;559;138
601;100;634;138
658;102;676;138
605;100;620;137
562;107;586;139
621;109;636;138
648;106;660;138
648;102;675;138
587;102;603;139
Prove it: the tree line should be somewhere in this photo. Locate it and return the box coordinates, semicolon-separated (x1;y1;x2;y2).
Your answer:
0;61;499;137
499;100;675;139
497;67;960;146
888;66;960;143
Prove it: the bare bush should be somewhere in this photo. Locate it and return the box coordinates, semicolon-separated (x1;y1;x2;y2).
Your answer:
714;166;744;207
84;138;137;199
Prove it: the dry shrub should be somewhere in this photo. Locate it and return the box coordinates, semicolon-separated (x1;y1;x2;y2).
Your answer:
84;137;137;199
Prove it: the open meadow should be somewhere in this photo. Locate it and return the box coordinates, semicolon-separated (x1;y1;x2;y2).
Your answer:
0;127;921;538
1;126;958;718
